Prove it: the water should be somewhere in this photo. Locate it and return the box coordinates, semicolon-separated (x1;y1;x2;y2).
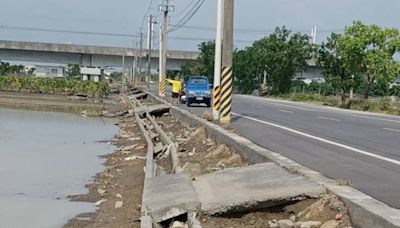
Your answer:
0;108;117;228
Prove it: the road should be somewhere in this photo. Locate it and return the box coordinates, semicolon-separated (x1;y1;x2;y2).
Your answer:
150;87;400;209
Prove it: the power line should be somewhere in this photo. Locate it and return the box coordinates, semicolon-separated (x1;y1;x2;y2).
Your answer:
174;0;197;18
169;0;206;32
0;24;139;38
168;24;344;34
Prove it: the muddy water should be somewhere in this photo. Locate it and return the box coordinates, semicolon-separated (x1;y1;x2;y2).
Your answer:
0;108;117;228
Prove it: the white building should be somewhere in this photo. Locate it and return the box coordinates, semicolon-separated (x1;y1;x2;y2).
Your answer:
34;65;65;78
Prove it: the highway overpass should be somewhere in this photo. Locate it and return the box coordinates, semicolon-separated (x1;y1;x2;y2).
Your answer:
0;40;200;70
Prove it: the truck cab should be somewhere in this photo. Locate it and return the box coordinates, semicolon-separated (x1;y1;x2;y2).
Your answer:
185;76;211;107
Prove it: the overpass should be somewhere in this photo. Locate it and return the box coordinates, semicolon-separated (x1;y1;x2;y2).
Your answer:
0;40;200;70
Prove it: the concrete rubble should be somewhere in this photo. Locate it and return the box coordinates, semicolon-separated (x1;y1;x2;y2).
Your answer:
194;163;325;214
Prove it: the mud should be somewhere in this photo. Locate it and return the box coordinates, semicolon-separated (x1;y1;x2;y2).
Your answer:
64;116;147;228
0;91;114;116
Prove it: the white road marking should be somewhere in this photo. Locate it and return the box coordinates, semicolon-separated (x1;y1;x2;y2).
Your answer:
232;112;400;166
238;96;316;111
236;95;400;124
279;109;294;114
317;116;341;122
383;128;400;133
344;114;400;124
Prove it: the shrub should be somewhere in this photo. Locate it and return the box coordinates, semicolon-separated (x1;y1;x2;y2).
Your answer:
0;76;109;97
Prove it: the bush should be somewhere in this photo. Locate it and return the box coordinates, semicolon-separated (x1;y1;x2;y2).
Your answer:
348;97;395;113
285;92;338;106
0;76;109;97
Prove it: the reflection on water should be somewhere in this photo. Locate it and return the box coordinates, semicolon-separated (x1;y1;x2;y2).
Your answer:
0;108;117;228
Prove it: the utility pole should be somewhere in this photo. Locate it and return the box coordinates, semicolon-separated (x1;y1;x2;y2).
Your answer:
147;15;153;90
213;0;223;120
122;54;126;91
132;40;137;86
158;0;173;97
138;32;143;85
220;0;234;124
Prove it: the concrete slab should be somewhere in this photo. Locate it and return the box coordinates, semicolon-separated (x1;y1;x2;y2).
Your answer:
142;173;200;223
135;104;170;118
193;163;326;214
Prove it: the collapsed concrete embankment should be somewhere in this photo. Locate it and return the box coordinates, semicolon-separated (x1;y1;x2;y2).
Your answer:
144;89;400;228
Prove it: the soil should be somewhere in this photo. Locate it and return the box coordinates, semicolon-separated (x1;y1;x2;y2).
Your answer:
0;91;110;116
155;113;247;175
201;194;352;228
64;115;147;228
62;94;353;228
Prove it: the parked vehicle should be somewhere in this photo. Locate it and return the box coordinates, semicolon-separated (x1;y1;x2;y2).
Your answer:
185;76;211;107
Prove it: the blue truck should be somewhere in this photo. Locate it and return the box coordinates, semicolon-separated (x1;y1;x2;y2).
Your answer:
184;76;211;107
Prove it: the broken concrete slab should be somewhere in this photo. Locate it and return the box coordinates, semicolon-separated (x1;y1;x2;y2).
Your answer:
193;163;325;215
130;93;148;100
135;104;170;118
142;173;200;223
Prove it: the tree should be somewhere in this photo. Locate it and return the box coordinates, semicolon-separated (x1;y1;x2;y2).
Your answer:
66;64;81;77
28;67;36;75
0;62;11;75
248;27;313;94
318;33;355;102
338;21;400;99
180;41;215;82
233;48;262;94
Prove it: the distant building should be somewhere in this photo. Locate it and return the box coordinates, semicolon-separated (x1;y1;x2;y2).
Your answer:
295;59;324;85
34;65;65;78
80;66;103;82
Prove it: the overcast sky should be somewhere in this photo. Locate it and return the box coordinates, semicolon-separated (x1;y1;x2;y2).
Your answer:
0;0;399;51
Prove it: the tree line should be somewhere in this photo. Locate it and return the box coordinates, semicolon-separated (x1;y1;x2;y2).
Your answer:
181;21;400;101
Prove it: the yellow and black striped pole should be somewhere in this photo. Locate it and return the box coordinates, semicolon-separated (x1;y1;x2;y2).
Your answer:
159;73;167;97
213;85;221;116
220;66;233;124
220;0;234;124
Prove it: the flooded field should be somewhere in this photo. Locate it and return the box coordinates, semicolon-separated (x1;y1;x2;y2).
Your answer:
0;108;117;228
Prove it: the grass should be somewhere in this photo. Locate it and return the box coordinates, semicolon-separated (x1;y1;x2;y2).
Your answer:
267;92;400;116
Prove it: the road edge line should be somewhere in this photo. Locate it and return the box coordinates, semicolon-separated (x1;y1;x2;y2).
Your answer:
145;90;400;228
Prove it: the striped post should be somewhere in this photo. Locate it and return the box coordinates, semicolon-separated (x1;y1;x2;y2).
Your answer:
220;66;233;124
159;74;167;97
213;85;221;116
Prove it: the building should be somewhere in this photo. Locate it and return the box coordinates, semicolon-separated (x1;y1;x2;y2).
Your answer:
80;66;103;82
295;59;324;85
34;65;65;78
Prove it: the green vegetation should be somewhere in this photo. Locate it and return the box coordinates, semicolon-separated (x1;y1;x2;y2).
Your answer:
181;21;400;115
0;76;109;97
66;64;81;78
181;27;313;94
318;21;400;100
180;41;216;82
0;62;24;75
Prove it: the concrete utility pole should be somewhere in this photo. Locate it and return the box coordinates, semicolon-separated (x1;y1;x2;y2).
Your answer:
213;0;223;120
138;32;143;84
158;0;172;97
220;0;234;124
122;55;126;91
159;23;164;95
133;43;138;86
147;15;153;90
310;25;317;44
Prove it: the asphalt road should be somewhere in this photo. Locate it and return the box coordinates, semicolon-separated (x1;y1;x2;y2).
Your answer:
150;87;400;209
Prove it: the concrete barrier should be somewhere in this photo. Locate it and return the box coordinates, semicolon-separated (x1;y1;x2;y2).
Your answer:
145;91;400;228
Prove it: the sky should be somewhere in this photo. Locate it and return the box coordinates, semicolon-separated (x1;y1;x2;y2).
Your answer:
0;0;400;51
